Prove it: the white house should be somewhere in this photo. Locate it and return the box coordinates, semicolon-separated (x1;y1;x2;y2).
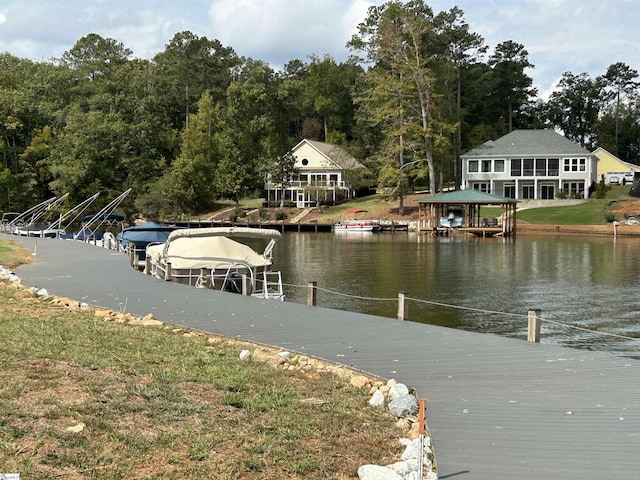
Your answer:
460;130;597;200
265;139;365;208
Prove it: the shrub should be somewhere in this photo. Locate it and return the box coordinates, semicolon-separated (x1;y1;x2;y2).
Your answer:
604;212;616;223
275;210;287;221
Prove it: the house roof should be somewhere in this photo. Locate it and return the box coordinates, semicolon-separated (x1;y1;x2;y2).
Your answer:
295;139;365;169
418;189;517;204
461;129;592;158
593;147;640;171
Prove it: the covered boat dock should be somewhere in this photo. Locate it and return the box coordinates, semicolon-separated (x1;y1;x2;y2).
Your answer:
417;190;518;237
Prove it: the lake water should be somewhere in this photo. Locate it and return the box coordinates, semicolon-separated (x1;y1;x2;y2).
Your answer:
270;231;640;359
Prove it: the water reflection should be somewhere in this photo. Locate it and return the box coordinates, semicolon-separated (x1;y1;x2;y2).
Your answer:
272;232;640;358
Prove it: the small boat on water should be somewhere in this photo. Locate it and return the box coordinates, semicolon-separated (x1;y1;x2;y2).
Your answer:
333;208;381;232
145;226;284;300
333;220;382;232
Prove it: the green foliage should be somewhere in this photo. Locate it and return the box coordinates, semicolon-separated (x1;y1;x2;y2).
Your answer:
169;91;221;213
1;24;639;217
133;173;178;221
595;178;607;199
349;0;459;195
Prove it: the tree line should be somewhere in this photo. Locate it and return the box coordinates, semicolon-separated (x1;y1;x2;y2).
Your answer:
1;0;638;219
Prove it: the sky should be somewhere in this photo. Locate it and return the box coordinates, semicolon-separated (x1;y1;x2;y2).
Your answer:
0;0;638;100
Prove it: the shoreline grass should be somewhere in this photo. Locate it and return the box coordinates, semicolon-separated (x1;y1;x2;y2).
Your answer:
0;241;401;479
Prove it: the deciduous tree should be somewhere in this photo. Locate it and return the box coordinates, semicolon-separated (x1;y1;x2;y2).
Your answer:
348;0;456;205
545;72;604;149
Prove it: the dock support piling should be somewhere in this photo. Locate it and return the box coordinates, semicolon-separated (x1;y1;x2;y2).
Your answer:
242;274;251;296
164;262;172;282
307;281;317;306
527;309;541;343
398;291;408;320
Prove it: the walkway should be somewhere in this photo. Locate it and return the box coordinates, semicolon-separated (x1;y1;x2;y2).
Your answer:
5;233;639;480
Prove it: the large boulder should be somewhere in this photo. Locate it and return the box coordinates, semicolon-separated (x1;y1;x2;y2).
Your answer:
388;394;418;418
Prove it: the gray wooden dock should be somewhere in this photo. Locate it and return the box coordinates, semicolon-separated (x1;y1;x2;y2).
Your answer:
5;234;639;480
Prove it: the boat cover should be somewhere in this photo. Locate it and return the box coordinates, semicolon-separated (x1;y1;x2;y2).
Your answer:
146;234;272;270
116;222;181;250
166;226;281;242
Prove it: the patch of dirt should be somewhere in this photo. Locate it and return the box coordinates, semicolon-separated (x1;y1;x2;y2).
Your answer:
609;198;640;218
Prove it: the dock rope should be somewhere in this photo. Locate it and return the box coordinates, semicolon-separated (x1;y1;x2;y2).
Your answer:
280;282;639;342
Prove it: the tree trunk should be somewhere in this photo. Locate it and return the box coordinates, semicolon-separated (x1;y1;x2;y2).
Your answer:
399;136;405;215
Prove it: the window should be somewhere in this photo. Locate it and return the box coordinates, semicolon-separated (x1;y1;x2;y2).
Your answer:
522;184;535;199
481;160;491;172
548;158;559;176
511;159;521;176
563;181;584;197
541;185;555;199
494;159;505;173
504;184;516;198
468;160;478;173
523;159;534;176
564;158;586;172
301;158;309;166
536;159;546;176
472;182;490;193
311;174;326;185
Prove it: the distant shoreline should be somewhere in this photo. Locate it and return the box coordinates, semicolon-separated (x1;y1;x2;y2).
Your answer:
517;223;639;236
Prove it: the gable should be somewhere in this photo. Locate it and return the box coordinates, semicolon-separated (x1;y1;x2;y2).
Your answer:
291;139;364;171
594;147;638;175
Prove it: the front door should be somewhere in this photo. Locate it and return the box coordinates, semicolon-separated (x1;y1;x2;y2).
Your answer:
541;184;555;200
296;190;305;208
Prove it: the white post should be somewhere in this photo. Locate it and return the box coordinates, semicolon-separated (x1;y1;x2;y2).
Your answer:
307;281;317;306
527;309;541;343
397;291;408;320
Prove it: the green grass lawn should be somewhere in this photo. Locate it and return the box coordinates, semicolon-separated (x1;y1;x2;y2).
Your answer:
517;200;610;225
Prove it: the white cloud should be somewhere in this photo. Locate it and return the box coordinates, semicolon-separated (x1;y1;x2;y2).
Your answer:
0;0;638;99
207;0;378;66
